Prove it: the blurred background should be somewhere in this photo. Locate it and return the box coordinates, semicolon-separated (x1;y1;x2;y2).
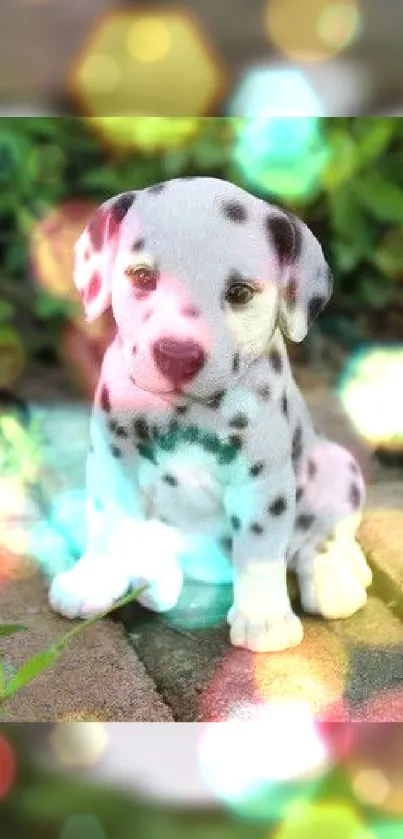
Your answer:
1;721;403;838
2;0;403;117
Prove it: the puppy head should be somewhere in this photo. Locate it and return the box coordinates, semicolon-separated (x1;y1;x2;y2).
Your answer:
73;178;332;400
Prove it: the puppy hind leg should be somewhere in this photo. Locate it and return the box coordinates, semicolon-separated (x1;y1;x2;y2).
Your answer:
292;441;372;619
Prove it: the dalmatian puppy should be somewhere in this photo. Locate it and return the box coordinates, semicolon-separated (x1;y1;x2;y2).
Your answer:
49;177;372;653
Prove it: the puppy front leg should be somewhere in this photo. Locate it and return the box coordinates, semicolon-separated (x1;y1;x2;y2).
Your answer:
49;409;183;618
225;464;303;653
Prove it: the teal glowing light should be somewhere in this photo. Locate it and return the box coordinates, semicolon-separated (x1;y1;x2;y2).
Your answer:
232;116;330;201
228;67;324;118
228;67;330;200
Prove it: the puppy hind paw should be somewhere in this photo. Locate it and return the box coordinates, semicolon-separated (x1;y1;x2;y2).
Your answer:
228;608;304;653
299;551;368;620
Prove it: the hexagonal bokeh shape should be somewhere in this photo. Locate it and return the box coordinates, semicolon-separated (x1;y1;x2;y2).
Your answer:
69;9;226;123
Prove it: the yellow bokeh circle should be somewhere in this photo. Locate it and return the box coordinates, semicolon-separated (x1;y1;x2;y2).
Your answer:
266;0;361;62
128;19;172;63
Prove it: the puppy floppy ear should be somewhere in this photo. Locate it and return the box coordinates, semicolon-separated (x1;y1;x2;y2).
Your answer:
266;209;333;343
73;191;136;323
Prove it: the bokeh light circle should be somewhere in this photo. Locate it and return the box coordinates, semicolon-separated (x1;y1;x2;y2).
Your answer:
85;116;201;153
266;0;362;62
273;800;371;839
70;11;225;120
0;733;17;800
338;345;403;451
198;701;335;822
30;200;96;305
345;718;403;815
127;19;172;63
50;723;109;768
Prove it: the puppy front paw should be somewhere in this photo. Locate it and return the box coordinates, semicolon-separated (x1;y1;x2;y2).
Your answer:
227;607;304;653
115;519;184;613
49;552;129;619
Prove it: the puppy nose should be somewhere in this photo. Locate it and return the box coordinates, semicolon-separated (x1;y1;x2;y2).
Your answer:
152;337;206;382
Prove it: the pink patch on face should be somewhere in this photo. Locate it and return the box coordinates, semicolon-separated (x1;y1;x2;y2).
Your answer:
84;248;91;261
86;271;102;304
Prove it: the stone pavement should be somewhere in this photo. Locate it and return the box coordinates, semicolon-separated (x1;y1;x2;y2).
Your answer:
0;372;402;722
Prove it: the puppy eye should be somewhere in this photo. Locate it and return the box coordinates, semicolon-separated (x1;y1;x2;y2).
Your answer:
225;283;256;307
124;264;158;291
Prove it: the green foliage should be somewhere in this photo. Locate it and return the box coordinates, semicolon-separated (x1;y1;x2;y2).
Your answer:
0;116;402;368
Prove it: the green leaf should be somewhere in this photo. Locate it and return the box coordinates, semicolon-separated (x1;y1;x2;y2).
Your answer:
354;175;403;223
357;118;395;163
0;623;27;636
3;647;60;697
321;130;358;190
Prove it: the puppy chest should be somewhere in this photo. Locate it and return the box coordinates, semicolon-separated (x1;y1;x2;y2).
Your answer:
136;428;234;524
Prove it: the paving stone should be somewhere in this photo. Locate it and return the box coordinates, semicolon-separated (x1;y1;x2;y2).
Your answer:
358;482;403;618
0;573;173;722
123;584;403;722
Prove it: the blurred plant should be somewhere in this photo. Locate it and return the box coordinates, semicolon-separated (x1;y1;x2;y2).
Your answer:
0;116;403;386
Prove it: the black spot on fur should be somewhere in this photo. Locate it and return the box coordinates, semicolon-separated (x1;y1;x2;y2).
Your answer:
307;459;317;479
108;419;128;438
228;413;248;430
296;487;304;503
296;513;315;531
148;183;166;194
163;473;178;486
250;461;265;477
208;390;226;409
100;384;111;413
257;384;271;400
182;305;200;318
285;277;298;310
222;201;248;223
231;514;241;531
266;213;302;266
281;392;288;418
143;309;153;322
175;404;188;415
132;237;146;251
227;434;243;450
292;424;303;463
250;522;264;535
269;496;287;516
269;348;282;373
89;444;94;454
112;192;136;223
350;460;359;475
232;352;240;374
110;444;122;459
308;295;326;324
349;482;361;509
133;418;151;441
